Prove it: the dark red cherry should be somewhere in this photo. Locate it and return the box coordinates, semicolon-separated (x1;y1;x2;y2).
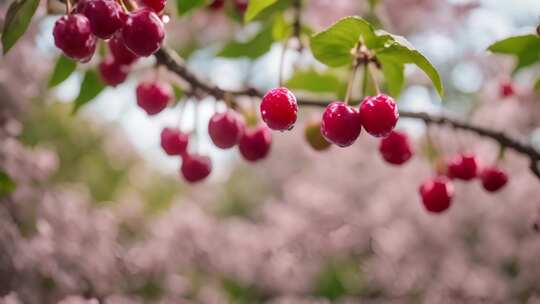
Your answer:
208;0;224;10
419;176;454;213
304;120;331;151
379;130;413;165
136;81;172;115
79;0;125;39
208;110;245;149
479;166;508;192
98;56;129;86
108;35;139;65
160;127;189;156
140;0;166;13
260;87;298;131
181;154;212;183
238;125;272;162
447;153;478;181
359;94;399;138
320;101;362;147
499;82;515;98
121;9;165;57
53;14;97;61
234;0;247;12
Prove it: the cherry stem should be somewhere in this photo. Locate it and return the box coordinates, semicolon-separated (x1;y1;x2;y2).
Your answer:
278;38;290;87
367;63;380;95
344;61;361;105
497;145;507;163
65;0;72;14
361;62;369;98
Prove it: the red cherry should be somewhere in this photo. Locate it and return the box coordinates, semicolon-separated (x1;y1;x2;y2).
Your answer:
320;101;362;147
53;14;97;62
447;153;478;181
121;9;165;57
136;81;172;115
238;125;272;162
140;0;166;13
78;0;125;39
98;56;129;86
208;110;245;149
208;0;224;10
181;154;212;183
260;87;298;131
160;127;189;156
359;94;399;138
379;131;413;165
108;35;139;65
479;166;508;192
304;120;331;151
234;0;248;12
499;82;515;98
419;176;454;213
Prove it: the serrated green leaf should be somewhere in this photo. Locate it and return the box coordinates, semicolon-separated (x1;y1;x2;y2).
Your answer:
177;0;206;16
48;55;77;88
379;57;404;97
217;26;273;59
272;13;291;41
310;16;377;67
286;69;347;98
0;170;16;197
72;70;105;114
244;0;278;23
488;35;540;72
1;0;39;54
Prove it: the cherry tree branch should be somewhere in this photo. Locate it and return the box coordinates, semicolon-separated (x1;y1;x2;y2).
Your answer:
154;47;540;179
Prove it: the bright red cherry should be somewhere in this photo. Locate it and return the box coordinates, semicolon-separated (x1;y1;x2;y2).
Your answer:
136;81;172;115
98;56;129;86
304;120;331;151
208;0;224;10
379;131;413;165
359;94;399;138
320;101;362;147
140;0;166;13
208;110;245;149
79;0;125;39
181;154;212;183
260;87;298;131
108;35;139;65
160;127;189;156
238;125;272;162
419;176;454;213
234;0;248;12
53;14;97;62
121;9;165;57
499;82;515;98
447;153;478;181
479;166;508;192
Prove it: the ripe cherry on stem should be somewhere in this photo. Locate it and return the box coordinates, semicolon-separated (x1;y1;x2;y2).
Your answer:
181;154;212;183
238;125;272;162
53;14;97;62
160;127;189;156
419;176;454;213
447;153;479;181
480;166;508;192
78;0;126;39
260;87;298;131
208;110;245;149
359;94;399;138
99;56;129;86
121;8;165;57
320;101;362;147
109;35;139;65
136;81;172;115
379;130;413;165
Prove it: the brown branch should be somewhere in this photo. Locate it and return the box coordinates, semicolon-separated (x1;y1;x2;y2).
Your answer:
154;47;540;179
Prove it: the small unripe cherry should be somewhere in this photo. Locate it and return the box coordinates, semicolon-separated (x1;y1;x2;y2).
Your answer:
419;176;454;213
140;0;166;14
160;127;189;156
79;0;125;39
499;82;515;98
304;120;331;151
108;35;139;65
136;81;172;115
238;125;272;162
379;131;413;165
260;87;298;131
181;154;212;183
121;9;165;57
479;166;508;192
98;57;129;86
320;101;362;147
359;94;399;138
53;14;97;62
208;110;245;149
447;153;478;181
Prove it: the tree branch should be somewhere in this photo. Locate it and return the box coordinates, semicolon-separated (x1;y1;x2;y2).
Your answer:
154;47;540;179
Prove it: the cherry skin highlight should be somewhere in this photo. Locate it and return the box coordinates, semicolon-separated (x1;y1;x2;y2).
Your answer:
419;176;454;213
79;0;125;39
260;87;298;131
304;120;331;151
480;166;508;192
181;154;212;183
447;153;478;181
359;94;399;138
160;127;189;156
121;9;165;57
109;35;139;65
238;125;272;162
208;110;245;149
320;101;362;147
98;57;129;86
53;14;97;62
136;81;172;115
379;130;413;165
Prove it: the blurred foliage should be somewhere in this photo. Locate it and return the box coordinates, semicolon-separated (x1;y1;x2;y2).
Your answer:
221;277;268;303
0;170;16;197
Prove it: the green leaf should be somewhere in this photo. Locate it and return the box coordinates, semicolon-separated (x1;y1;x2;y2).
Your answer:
379;57;405;97
172;83;184;100
534;77;540;91
72;70;105;114
488;35;540;72
286;69;347;98
48;55;77;88
244;0;278;23
0;170;16;197
217;26;273;59
310;16;377;67
176;0;206;16
1;0;40;54
272;13;291;42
